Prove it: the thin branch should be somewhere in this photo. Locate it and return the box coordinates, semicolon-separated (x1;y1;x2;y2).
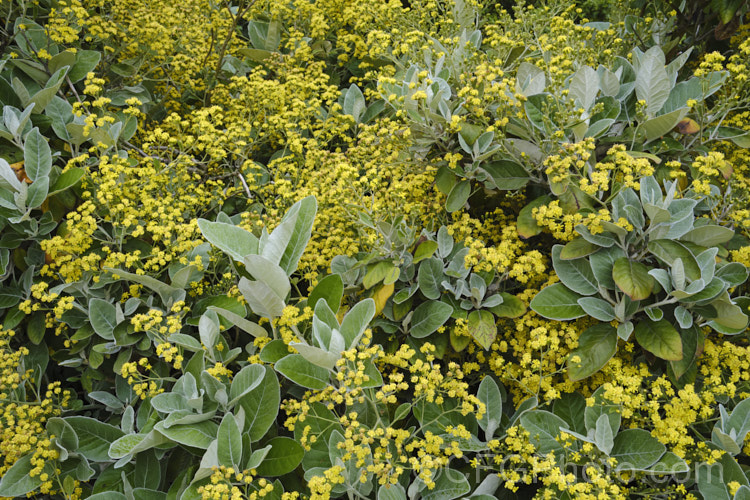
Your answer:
236;171;252;198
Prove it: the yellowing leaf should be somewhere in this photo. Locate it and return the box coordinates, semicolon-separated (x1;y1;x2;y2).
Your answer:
675;118;699;134
371;283;394;316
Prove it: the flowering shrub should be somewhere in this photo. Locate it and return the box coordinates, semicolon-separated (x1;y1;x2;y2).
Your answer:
2;0;750;499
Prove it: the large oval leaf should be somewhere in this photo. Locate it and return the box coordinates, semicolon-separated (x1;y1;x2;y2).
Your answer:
567;324;618;381
648;239;701;281
254;437;304;477
612;258;654;300
483;160;529;190
611;428;666;471
467;310;496;350
410;300;453;339
530;283;585;321
274;354;329;390
634;319;683;361
552;245;599;295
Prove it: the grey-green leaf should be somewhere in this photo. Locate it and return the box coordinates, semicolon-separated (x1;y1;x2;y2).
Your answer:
446;180;471;212
477;376;502;439
24;127;52;181
275;354;329;390
418;258;443;300
254;437;304;477
552;245;599;295
217;414;242;468
567;324;618;381
88;298;117;339
611;428;666;471
65;416;125;462
410;300;453;338
577;297;616;322
530;283;585;321
197;219;259;262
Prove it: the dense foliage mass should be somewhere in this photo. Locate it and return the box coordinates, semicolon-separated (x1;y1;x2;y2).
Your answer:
2;0;750;498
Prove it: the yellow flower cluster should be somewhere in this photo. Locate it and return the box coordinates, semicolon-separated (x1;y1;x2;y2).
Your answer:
120;357;164;399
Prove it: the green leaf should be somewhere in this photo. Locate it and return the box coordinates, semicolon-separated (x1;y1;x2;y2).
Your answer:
569;65;599;110
410;300;453;339
642;107;690;141
88;298;117;339
68;50;101;82
237;366;280;442
560;238;600;260
584;386;621;434
277;196;317;276
275;354;329;390
648;451;689;474
567;324;618;381
553;393;587;434
612;258;654;300
109;430;170;459
467;309;496;350
308;274;343;312
446;180;471;212
417;258;443;300
48;167;84;196
343;84;366;122
27;176;48;208
197;219;259;262
707;294;749;331
229;364;265;404
0;454;45;497
530;283;585;321
151;392;189;413
154;420;218;449
88;493;127;500
420;468;470;500
611;429;666;471
519;410;566;455
716;263;749;287
488;292;526;318
682;224;734;246
170;333;203;352
517;62;546;96
259;339;290;364
104;268;185;305
238;277;285;318
378;484;407;500
576;225;616;247
24;127;52;181
413;240;438;264
27;310;46;344
634;46;670;116
483;160;529;190
648;240;701;281
552;245;599;295
517;195;551;239
594;414;614;454
243;255;290;301
217;414;242;468
254;437;304;477
670;325;701;379
65;416;125;462
340;298;375;348
577;297;616;322
724;397;750;447
208;306;267;338
363;261;396;289
634;319;683;361
477;376;502;439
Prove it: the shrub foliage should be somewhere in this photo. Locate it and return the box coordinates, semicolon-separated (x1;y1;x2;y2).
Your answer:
2;0;750;499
